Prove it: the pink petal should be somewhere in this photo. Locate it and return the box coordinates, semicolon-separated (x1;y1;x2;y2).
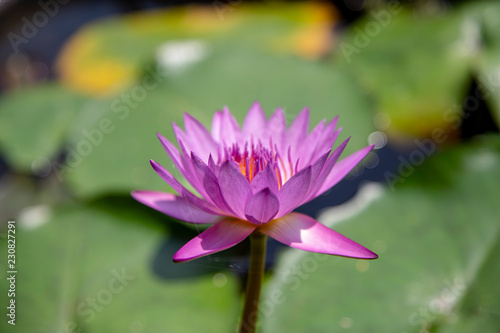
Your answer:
314;126;341;158
287;107;309;155
260;212;378;259
243;101;267;139
208;154;220;175
276;166;311;218
250;164;279;194
149;160;222;215
218;161;252;219
173;219;257;262
296;119;325;169
191;153;235;215
315;144;374;197
150;159;187;195
211;110;223;143
303;138;350;203
318;116;339;147
220;106;241;145
307;150;330;189
183;113;219;162
131;191;218;224
156;133;185;175
177;140;211;199
172;122;190;151
245;188;280;225
265;107;287;150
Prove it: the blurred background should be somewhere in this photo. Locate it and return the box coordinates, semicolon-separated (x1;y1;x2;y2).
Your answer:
0;0;499;332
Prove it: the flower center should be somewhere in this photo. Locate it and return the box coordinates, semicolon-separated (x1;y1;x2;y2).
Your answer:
222;140;295;187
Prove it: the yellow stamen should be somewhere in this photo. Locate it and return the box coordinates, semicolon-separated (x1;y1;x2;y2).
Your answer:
278;157;288;183
239;161;246;176
275;166;282;190
239;157;255;182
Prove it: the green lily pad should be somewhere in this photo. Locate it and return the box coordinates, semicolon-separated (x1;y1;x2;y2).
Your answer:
0;203;240;333
261;136;500;332
0;84;82;173
56;3;337;97
337;9;472;139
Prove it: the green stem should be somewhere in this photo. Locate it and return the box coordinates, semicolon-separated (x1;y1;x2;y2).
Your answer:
239;231;267;333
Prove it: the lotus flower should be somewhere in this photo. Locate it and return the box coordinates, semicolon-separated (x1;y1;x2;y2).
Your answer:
132;103;377;262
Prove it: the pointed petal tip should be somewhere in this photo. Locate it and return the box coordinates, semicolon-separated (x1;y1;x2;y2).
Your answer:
170;121;179;130
294;106;310;119
130;190;140;200
184;112;208;127
261;213;378;260
357;248;378;260
344;247;379;260
251;100;262;107
150;160;174;180
274;106;284;115
172;251;197;263
299;106;310;118
130;189;152;204
156;132;172;145
182;112;191;123
171;121;183;131
334;250;378;260
172;253;191;263
131;190;219;223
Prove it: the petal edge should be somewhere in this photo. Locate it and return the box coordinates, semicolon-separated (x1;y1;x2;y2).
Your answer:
260;212;377;259
131;191;218;224
173;219;257;262
245;188;280;225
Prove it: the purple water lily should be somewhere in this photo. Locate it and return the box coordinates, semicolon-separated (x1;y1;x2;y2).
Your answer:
132;102;377;262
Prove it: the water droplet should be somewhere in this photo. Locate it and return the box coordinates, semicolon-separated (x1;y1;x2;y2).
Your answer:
340;317;353;329
368;131;388;149
213;273;227;287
